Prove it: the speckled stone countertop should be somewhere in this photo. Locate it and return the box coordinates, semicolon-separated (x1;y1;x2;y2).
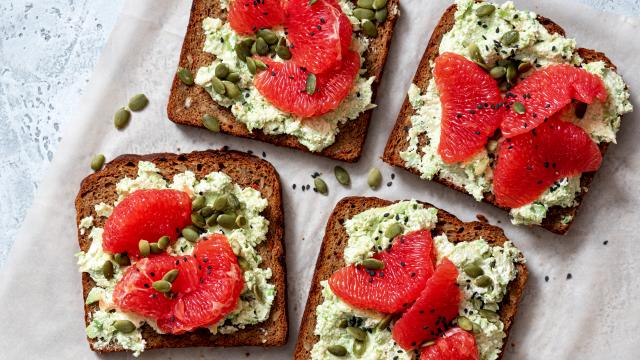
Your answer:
0;0;637;269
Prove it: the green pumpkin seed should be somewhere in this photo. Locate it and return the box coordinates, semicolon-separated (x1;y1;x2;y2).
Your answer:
357;0;374;9
254;59;267;71
223;81;241;99
191;212;206;228
202;114;220;133
384;223;402;239
138;240;150;257
476;4;495;17
372;0;386;10
513;101;526;114
234;39;254;62
200;206;215;218
177;67;194;85
113;107;131;129
150;242;162;254
215;63;229;79
206;214;218;227
113;320;136;334
479;309;499;322
506;63;517;83
246;57;257;75
468;43;483;64
227;193;241;209
237;256;250;271
213;196;228;211
501;30;519;46
157;236;170;250
367;167;382;189
255;37;269;56
91;154;106;171
308;0;318;4
517;62;533;73
424;340;436;347
456;316;474;331
152;279;172;293
236;214;248;227
163;269;179;283
354;8;375;20
334;166;350;186
182;227;199;242
337;319;349;328
352;338;367;357
475;275;493;287
192;195;206;211
314;177;328;195
347;327;367;341
211;76;226;95
362;20;377;37
102;260;114;280
327;345;347;357
305;73;317;95
252;283;265;302
276;45;292;60
227;72;241;83
489;66;506;79
376;314;393;330
257;29;279;45
217;214;237;229
362;258;384;270
114;253;130;266
374;8;387;23
128;93;149;112
463;263;484;278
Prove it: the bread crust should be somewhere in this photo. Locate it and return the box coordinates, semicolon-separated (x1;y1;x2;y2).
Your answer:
75;149;288;352
167;0;400;162
293;196;528;359
382;4;619;234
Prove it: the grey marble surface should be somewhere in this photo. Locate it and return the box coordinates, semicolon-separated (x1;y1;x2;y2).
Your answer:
0;0;637;269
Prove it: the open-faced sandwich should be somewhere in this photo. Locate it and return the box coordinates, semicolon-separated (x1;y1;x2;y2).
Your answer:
383;0;633;234
168;0;399;162
295;197;527;359
74;150;287;355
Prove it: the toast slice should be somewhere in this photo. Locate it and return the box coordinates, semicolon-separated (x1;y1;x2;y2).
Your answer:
382;3;621;234
294;196;528;359
75;149;287;352
167;0;399;162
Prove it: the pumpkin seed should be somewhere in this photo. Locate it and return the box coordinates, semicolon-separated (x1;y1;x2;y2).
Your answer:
114;253;130;266
191;212;206;228
475;275;493;287
206;214;218;227
113;107;131;129
575;102;588;119
223;81;241;99
354;8;375;20
463;263;484;278
456;316;474;331
157;236;170;250
251;41;257;55
227;193;241;209
252;283;265;302
192;195;206;211
305;73;317;95
211;76;226;95
276;45;292;60
424;340;436;347
113;320;136;334
200;206;215;218
468;43;483;64
213;196;228;211
215;63;229;79
152;279;172;293
472;322;482;334
128;93;149;112
314;177;328;195
177;67;194;85
367;167;382;189
362;20;377;37
501;30;519;46
479;309;499;322
255;37;269;56
254;59;267;71
308;0;318;4
202;114;220;132
237;256;251;271
376;314;393;330
357;0;374;9
138;240;150;257
375;8;387;23
337;319;349;328
327;345;347;357
236;214;248;227
384;223;402;238
182;227;199;242
150;243;163;254
334;166;350;185
247;57;257;75
102;260;114;280
234;39;254;61
506;63;517;83
227;72;241;83
217;214;237;229
372;0;386;10
476;4;495;17
163;269;179;283
257;29;279;45
513;101;526;114
489;66;506;79
362;258;384;270
352;339;366;357
91;154;106;171
517;62;533;73
347;327;367;341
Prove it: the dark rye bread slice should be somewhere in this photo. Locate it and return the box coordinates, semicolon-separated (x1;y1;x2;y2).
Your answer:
75;150;287;352
167;0;399;162
382;4;620;234
294;196;528;359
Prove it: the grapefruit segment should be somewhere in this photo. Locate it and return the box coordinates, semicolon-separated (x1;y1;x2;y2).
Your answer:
253;50;360;118
227;0;286;35
434;52;505;163
420;327;480;360
103;189;192;258
493;118;602;208
328;230;436;314
501;64;607;138
285;0;352;74
391;258;461;350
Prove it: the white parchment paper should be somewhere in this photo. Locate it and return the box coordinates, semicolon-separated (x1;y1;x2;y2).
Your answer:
0;0;638;358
